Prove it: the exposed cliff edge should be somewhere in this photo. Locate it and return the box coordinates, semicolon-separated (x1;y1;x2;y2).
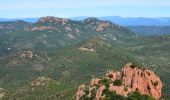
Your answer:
76;63;162;100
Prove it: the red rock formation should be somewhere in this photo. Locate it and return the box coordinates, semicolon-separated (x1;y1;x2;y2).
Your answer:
76;63;162;100
90;79;101;86
38;16;68;25
96;22;111;32
119;63;162;99
76;84;86;100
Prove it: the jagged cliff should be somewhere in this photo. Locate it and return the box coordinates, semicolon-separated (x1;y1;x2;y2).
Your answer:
76;63;162;100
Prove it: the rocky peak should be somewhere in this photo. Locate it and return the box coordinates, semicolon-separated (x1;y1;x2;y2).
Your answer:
82;17;99;23
82;17;120;32
38;16;68;24
76;63;162;100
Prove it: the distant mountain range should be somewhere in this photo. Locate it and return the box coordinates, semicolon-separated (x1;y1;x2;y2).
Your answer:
127;26;170;35
1;16;170;36
0;18;38;23
71;16;170;26
1;16;170;26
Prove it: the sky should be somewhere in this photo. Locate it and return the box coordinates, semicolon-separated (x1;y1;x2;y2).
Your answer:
0;0;170;18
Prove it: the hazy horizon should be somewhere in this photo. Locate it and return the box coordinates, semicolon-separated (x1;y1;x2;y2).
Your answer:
0;0;170;18
1;16;170;19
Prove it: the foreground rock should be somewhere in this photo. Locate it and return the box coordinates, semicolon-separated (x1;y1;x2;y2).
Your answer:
76;63;162;100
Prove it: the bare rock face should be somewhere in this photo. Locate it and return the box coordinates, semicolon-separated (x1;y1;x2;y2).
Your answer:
76;84;86;100
76;63;162;100
120;63;162;99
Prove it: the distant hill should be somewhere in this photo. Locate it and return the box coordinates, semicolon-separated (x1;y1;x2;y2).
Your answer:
0;18;38;23
70;17;170;35
70;16;170;26
0;20;31;36
127;26;170;35
2;16;170;36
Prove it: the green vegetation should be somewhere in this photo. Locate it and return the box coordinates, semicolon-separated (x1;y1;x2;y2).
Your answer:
81;88;154;100
121;35;170;97
127;91;154;100
127;26;170;36
99;78;112;88
113;80;122;86
102;89;125;100
153;81;158;87
0;17;169;99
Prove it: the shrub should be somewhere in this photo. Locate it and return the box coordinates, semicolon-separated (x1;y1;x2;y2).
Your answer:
98;78;112;88
127;91;154;100
113;79;122;86
124;86;128;92
153;81;158;87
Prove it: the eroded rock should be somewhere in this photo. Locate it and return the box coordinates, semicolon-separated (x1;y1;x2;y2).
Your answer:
76;63;162;100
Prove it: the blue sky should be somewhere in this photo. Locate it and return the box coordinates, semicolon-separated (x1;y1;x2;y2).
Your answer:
1;0;170;18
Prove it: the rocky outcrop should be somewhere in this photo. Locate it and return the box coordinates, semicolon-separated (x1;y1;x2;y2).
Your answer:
76;63;162;100
78;43;95;52
30;77;51;87
0;88;5;98
38;16;68;25
96;22;111;32
19;51;33;59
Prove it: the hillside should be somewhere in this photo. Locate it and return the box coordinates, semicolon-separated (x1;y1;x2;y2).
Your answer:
127;26;170;35
0;16;134;56
1;37;138;100
0;17;138;99
0;16;169;99
0;21;31;36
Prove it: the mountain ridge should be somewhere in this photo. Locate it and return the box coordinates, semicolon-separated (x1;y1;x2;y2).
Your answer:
1;16;170;26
